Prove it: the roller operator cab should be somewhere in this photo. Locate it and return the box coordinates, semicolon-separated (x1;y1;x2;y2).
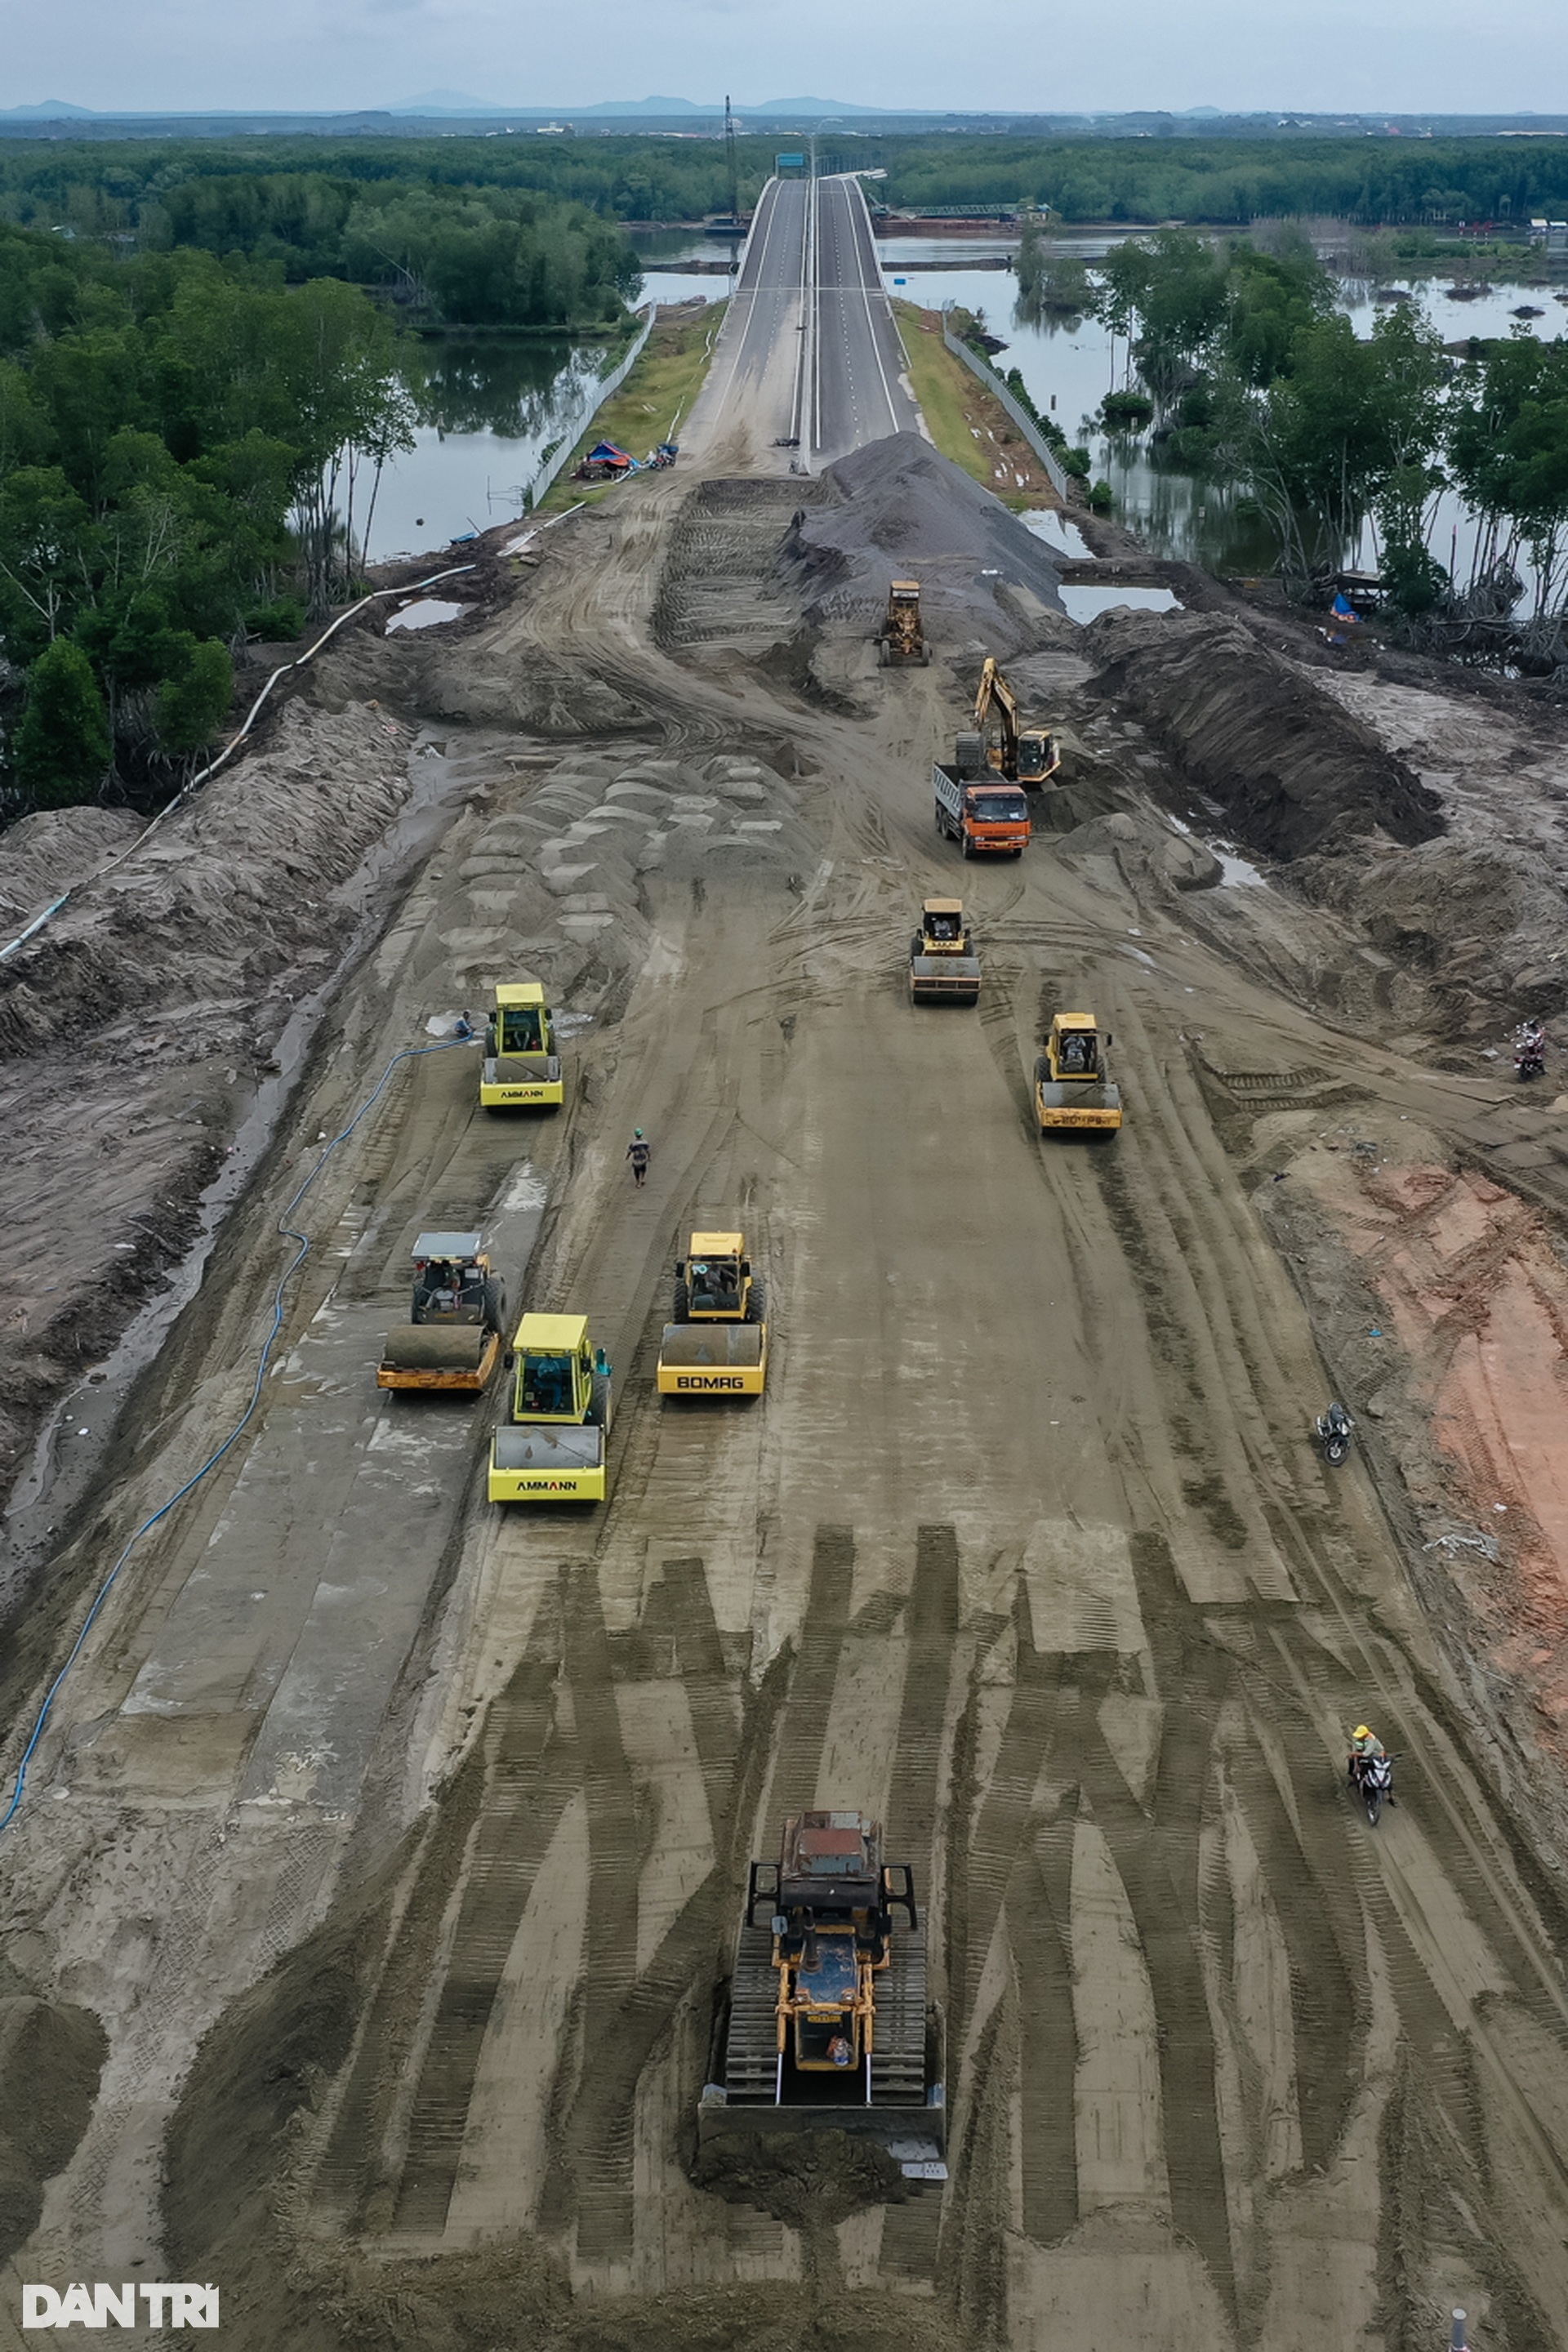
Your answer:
657;1230;768;1396
479;982;564;1111
908;897;981;1004
488;1312;612;1501
1036;1011;1123;1134
377;1229;506;1392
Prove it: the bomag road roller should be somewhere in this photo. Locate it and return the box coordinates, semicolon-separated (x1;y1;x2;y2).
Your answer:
877;580;929;667
377;1229;506;1392
656;1230;767;1397
697;1811;946;2179
479;982;564;1111
908;898;981;1005
488;1313;612;1501
1035;1010;1123;1135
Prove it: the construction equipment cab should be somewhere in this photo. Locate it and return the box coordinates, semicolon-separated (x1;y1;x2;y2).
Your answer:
480;982;564;1111
488;1313;612;1501
909;898;981;1004
699;1811;942;2177
934;736;1030;859
878;580;928;666
1036;1012;1123;1135
657;1231;767;1396
973;654;1060;786
377;1230;506;1392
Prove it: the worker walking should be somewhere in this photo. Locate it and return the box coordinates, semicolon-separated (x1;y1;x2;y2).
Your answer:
627;1129;651;1189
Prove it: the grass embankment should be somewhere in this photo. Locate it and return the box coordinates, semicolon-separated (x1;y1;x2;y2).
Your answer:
532;302;727;516
894;301;1062;510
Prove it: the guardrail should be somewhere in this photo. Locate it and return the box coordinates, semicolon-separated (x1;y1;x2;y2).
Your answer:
524;304;657;510
941;320;1071;501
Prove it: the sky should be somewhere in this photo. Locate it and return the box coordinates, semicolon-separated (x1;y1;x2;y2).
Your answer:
3;0;1566;118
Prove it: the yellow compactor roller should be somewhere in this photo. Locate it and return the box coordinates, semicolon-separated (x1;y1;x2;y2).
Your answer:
479;982;564;1111
656;1231;768;1396
1035;1011;1122;1134
377;1231;506;1392
488;1313;612;1500
908;898;981;1005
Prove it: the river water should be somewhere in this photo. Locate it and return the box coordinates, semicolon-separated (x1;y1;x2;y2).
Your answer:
878;235;1568;587
364;223;1566;585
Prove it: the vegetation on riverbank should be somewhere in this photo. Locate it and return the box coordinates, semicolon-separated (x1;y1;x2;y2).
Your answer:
0;220;412;811
893;303;1060;508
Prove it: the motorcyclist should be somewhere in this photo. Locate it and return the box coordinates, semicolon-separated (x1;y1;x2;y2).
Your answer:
1348;1724;1384;1791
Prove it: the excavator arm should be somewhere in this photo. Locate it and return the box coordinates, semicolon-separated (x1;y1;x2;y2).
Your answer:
972;656;1022;777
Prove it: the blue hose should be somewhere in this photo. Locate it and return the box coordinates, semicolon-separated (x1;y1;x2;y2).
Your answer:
0;1036;472;1833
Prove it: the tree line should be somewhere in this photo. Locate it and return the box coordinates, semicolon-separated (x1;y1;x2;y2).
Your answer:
0;221;416;813
1081;228;1568;640
11;130;1568;238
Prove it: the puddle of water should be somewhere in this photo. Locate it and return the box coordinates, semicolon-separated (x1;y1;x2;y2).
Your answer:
1214;846;1267;888
1058;583;1183;624
499;1165;547;1213
386;599;467;633
1022;510;1093;561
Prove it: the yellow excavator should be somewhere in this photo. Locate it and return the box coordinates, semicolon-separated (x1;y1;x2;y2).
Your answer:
479;982;564;1111
656;1230;767;1396
908;898;981;1004
973;655;1060;786
877;580;929;666
488;1313;612;1500
1035;1011;1122;1134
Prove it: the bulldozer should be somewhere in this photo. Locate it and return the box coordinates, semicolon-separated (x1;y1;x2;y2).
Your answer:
377;1230;506;1392
697;1811;945;2179
877;580;929;666
657;1230;767;1396
1035;1011;1123;1134
973;654;1060;786
479;982;564;1111
908;898;981;1005
488;1313;612;1501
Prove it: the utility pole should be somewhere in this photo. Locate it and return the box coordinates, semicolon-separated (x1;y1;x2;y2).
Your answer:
724;94;740;230
1450;2314;1469;2351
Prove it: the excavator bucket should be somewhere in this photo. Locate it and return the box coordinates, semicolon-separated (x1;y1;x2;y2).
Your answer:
377;1325;500;1391
657;1322;768;1396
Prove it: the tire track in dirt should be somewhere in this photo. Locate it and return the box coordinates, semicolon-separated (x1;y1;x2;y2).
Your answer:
1010;1790;1081;2247
392;1650;576;2232
760;1524;856;1828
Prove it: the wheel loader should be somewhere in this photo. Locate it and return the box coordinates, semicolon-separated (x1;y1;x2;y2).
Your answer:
877;580;929;667
657;1230;767;1396
377;1230;506;1392
1035;1011;1122;1134
697;1811;946;2179
488;1313;612;1500
908;898;981;1004
479;982;564;1111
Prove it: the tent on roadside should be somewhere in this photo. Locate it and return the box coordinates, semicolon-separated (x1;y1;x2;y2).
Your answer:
574;439;637;483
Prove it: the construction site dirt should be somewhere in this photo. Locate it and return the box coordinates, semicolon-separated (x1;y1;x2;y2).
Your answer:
7;185;1568;2352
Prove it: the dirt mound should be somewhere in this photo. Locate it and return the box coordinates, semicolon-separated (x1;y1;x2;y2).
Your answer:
784;430;1065;656
691;2128;906;2228
0;699;419;1064
1303;839;1568;1029
0;808;142;933
0;1993;106;2260
1083;608;1444;858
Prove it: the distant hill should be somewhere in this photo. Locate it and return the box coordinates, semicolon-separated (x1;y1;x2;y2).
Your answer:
385;92;890;119
0;98;96;117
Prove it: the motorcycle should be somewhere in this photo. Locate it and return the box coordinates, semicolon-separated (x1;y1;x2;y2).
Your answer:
1316;1402;1355;1465
1516;1022;1547;1081
1350;1750;1395;1827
